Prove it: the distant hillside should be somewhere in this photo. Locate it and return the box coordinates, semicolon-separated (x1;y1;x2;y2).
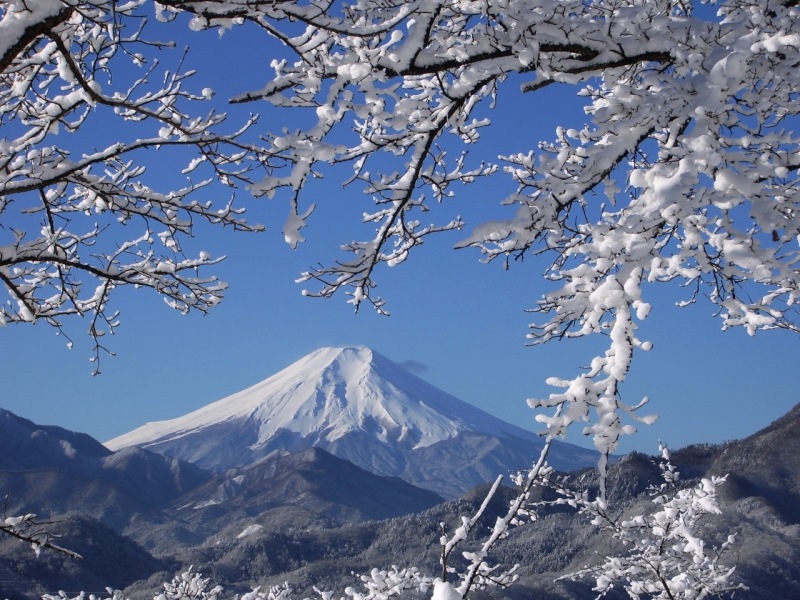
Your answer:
0;409;213;533
0;403;796;599
0;515;170;599
0;407;444;597
138;404;800;600
171;447;443;528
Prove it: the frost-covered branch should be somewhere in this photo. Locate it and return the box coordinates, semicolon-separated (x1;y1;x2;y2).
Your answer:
8;2;792;597
153;567;224;600
0;0;270;370
336;566;434;599
44;566;431;600
455;437;557;597
555;445;746;599
158;0;800;469
0;509;81;560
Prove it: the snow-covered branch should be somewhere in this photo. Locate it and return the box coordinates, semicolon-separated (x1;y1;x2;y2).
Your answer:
5;2;785;597
155;0;800;465
0;0;270;370
555;445;746;599
0;510;81;560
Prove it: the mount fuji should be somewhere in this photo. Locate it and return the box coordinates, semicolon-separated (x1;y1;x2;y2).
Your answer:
106;346;598;497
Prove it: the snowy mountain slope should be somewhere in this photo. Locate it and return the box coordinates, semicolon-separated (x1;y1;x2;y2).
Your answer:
0;408;111;473
106;346;599;496
107;347;525;450
173;446;443;526
0;408;213;530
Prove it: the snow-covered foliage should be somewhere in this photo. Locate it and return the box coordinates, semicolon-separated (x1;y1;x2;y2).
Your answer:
3;0;787;596
337;566;433;599
38;444;746;599
161;0;800;477
6;0;799;458
0;0;266;371
40;568;216;600
0;509;81;559
42;567;280;600
43;590;126;600
154;567;224;600
555;445;746;599
434;437;560;598
41;567;427;600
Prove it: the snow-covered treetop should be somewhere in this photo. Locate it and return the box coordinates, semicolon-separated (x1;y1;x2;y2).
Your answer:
156;0;800;475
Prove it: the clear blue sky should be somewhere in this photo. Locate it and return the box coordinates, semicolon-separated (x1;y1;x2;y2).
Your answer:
2;13;797;456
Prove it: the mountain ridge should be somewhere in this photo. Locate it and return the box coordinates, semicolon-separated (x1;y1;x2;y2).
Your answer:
105;346;599;496
0;402;796;598
172;446;443;526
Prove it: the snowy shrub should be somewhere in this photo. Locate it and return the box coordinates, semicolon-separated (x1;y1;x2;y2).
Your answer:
556;446;747;599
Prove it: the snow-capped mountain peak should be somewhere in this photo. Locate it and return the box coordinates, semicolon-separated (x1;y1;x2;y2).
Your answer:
106;346;598;496
107;346;518;453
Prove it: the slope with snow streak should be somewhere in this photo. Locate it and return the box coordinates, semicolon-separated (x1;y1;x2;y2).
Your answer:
106;346;599;496
107;346;526;453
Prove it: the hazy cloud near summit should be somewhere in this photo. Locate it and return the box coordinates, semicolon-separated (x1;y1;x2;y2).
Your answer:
399;359;430;374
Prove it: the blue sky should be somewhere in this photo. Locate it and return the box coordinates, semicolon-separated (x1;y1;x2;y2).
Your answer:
2;12;798;456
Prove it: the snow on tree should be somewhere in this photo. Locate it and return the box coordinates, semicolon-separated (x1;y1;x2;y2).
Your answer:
160;0;800;475
156;1;800;592
44;567;280;600
39;446;745;600
0;0;268;371
555;445;746;599
4;0;796;596
43;590;126;600
154;567;224;600
0;509;81;559
4;0;797;460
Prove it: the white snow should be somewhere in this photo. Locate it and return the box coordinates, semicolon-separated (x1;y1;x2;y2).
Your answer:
105;346;527;453
236;524;263;539
432;581;462;600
